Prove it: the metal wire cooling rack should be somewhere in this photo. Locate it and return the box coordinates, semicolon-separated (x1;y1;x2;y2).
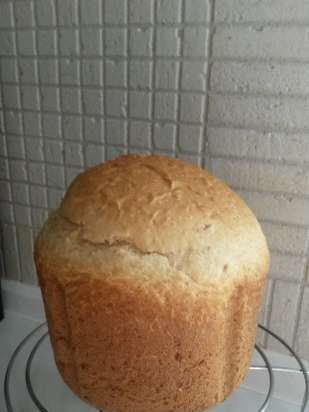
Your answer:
4;323;309;412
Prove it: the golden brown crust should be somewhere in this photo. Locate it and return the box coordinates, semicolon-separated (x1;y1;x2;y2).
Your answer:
36;155;269;285
36;259;265;412
59;155;266;257
34;155;270;411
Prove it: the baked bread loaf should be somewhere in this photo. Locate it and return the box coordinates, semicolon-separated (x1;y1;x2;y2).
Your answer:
35;155;269;412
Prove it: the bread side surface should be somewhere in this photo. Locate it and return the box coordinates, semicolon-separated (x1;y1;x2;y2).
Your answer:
36;255;266;412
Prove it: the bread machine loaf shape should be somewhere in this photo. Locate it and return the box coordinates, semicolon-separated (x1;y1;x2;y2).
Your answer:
34;155;270;412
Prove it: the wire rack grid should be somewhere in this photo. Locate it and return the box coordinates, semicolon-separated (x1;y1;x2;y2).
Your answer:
4;324;309;412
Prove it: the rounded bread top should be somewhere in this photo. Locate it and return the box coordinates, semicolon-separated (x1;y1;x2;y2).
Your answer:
37;155;270;284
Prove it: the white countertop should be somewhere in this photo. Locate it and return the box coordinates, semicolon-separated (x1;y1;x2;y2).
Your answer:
1;280;308;412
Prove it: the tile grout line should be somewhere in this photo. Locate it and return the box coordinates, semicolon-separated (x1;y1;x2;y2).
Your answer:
0;108;208;126
125;0;130;155
5;19;309;29
6;105;309;136
32;2;46;193
0;28;21;281
207;120;309;134
77;0;86;169
33;26;49;229
102;0;109;161
0;21;213;30
21;81;309;100
2;149;309;183
28;0;46;284
2;80;217;94
149;0;157;155
7;52;309;65
258;218;309;231
174;0;185;158
2;54;210;62
201;0;215;170
2;135;309;171
203;153;309;168
15;2;38;278
231;186;309;201
7;1;26;282
54;0;68;192
291;232;309;348
207;89;309;99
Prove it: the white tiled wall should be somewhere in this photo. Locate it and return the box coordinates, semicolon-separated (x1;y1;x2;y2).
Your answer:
0;0;309;358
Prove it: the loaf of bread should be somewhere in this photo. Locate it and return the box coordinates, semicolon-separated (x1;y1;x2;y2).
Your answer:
35;155;269;412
